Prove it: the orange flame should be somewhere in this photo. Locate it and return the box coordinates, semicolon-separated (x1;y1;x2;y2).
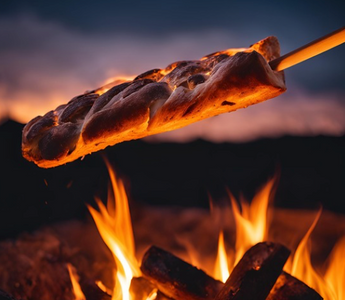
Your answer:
95;280;113;295
213;179;273;280
324;237;345;300
213;177;345;299
214;231;230;282
87;164;344;300
87;159;140;300
146;289;158;300
67;263;86;300
287;209;333;298
229;178;274;265
284;209;345;300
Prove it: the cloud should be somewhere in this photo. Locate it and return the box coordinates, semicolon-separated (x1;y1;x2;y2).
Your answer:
0;13;344;141
0;13;243;123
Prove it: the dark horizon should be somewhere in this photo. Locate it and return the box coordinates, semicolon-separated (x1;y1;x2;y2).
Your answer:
1;119;344;240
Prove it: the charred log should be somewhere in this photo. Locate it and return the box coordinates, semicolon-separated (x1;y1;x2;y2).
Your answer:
215;242;290;300
140;246;223;300
80;279;111;300
267;271;323;300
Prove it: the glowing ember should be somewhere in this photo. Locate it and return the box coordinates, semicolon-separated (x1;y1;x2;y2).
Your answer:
67;263;86;300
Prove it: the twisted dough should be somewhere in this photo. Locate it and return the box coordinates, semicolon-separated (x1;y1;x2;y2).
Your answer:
22;36;286;168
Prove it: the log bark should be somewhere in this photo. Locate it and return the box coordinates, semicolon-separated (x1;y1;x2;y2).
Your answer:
215;242;290;300
267;271;323;300
140;246;223;300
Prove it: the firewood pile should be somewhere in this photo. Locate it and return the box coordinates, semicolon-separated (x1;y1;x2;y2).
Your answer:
134;243;322;300
0;241;323;300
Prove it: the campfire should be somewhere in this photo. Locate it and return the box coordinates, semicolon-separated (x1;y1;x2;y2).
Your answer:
0;161;344;300
84;164;345;300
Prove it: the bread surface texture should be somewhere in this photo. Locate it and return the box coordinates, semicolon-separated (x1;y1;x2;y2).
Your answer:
22;36;286;168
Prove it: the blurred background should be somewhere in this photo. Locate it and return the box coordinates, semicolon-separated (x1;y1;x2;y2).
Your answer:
0;0;344;239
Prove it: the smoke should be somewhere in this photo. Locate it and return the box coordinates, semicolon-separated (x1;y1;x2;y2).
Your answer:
1;13;344;141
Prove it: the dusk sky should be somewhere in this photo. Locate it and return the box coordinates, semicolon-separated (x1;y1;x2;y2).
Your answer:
0;0;344;141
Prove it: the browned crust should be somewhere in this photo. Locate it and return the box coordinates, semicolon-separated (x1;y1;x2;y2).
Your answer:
22;36;286;168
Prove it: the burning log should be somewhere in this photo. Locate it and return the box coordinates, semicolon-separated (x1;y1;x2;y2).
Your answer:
267;272;322;300
214;242;290;300
80;279;111;300
140;246;224;300
140;243;321;300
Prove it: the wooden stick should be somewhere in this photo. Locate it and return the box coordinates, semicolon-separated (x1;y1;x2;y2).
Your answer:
269;26;345;71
